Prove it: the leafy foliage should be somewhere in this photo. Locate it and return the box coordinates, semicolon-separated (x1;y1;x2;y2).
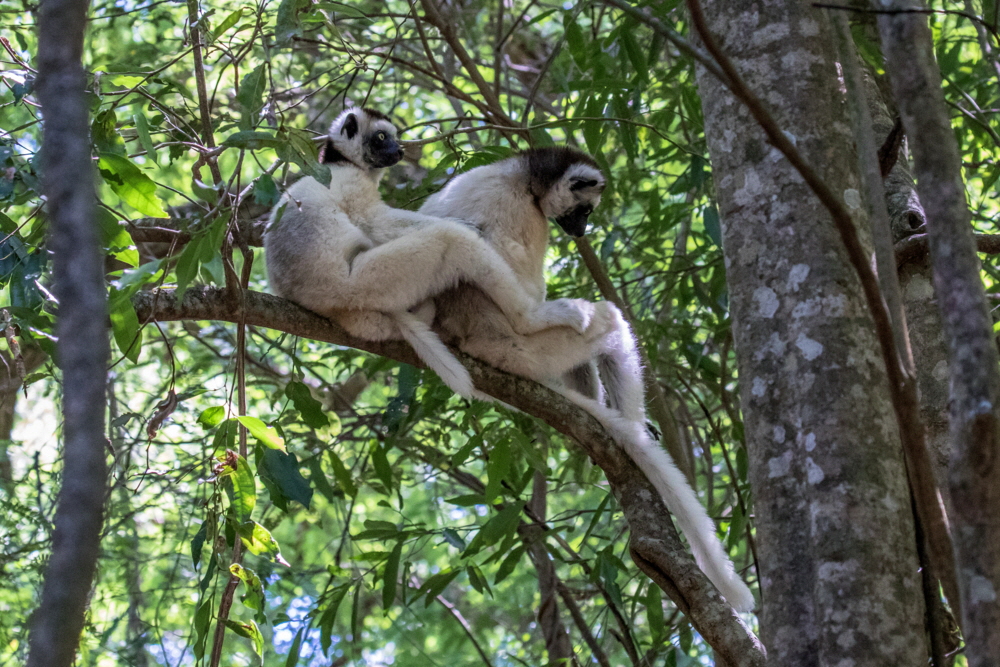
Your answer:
0;0;997;665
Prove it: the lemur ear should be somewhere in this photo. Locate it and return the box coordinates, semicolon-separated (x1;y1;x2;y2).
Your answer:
341;113;359;139
570;178;599;191
320;138;337;163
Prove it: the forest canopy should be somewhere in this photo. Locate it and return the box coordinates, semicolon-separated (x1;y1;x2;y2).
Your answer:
2;0;1000;666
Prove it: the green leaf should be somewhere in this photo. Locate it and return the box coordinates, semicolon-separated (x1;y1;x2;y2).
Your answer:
285;380;329;428
239;520;289;565
198;406;227;429
307;456;338;502
192;598;214;659
465;502;524;556
108;287;142;362
466;564;492;597
97;153;168;217
382;540;403;609
237;416;286;452
328;450;358;498
190;522;208;569
451;433;482;468
418;569;461;606
133;112;157;161
230;563;265;613
484;437;510;504
275;0;304;46
259;448;313;511
445;494;486;507
277;126;330;186
370;441;393;493
564;11;587;69
212;7;245;39
230;455;256;524
253;173;281;207
494;545;525;585
237;65;267;131
647;583;664;642
225;619;264;664
442;528;467;550
222;131;282;150
285;627;305;667
318;585;350;654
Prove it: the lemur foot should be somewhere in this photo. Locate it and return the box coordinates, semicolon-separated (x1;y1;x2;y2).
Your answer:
515;298;595;335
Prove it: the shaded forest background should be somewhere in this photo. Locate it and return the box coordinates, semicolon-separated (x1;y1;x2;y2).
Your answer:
1;0;999;666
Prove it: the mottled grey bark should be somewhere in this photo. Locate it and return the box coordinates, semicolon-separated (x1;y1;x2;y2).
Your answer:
27;0;110;666
694;2;927;665
878;2;1000;663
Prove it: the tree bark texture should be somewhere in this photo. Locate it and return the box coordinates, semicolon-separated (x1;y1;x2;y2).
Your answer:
694;2;927;665
878;2;1000;662
27;1;110;667
133;287;767;666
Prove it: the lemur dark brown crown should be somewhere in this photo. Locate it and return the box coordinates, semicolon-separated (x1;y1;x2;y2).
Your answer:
522;147;602;196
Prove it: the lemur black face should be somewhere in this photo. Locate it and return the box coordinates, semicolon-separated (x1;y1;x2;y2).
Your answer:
365;129;404;168
555;203;594;238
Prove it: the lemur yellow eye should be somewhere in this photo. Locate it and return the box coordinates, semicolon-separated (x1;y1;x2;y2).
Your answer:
377;132;386;141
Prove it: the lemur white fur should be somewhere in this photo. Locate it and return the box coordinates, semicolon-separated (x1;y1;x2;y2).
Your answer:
418;148;755;612
264;109;594;397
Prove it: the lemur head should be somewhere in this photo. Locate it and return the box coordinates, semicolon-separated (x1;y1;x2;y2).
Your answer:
322;107;405;173
525;147;606;237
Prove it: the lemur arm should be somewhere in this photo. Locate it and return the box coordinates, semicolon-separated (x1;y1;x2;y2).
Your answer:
363;206;483;244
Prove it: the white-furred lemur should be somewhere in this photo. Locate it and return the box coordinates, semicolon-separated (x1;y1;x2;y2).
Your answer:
264;109;754;612
264;108;596;397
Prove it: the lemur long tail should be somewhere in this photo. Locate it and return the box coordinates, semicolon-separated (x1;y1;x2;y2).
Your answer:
566;393;755;612
393;311;475;399
564;311;754;612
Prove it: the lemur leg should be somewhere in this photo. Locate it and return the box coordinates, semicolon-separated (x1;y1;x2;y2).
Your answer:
332;301;435;343
340;222;590;334
454;301;619;384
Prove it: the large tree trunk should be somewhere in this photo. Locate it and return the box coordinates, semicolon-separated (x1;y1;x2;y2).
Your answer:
879;2;1000;662
694;3;927;664
27;0;110;665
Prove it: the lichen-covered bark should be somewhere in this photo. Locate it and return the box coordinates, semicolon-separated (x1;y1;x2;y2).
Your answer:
694;2;927;664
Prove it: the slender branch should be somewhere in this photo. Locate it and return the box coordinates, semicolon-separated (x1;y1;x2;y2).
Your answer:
207;250;253;667
418;0;522;134
186;0;222;184
556;583;612;667
685;0;960;619
433;591;496;667
27;1;110;665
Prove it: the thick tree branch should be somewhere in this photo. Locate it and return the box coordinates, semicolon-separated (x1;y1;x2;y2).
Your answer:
27;1;111;666
133;286;765;667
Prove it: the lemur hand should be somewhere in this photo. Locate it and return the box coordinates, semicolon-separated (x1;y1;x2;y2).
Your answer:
514;298;595;335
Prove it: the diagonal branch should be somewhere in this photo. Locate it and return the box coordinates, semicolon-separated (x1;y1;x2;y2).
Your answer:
133;286;766;667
